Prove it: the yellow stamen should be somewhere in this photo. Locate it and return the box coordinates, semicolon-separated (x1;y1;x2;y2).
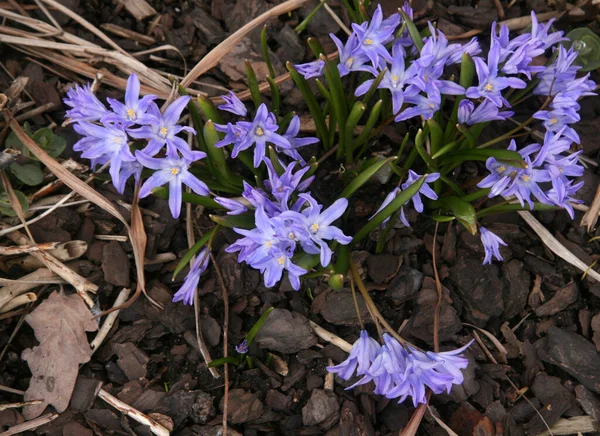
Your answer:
521;175;531;182
277;256;285;265
346;57;354;66
498;165;506;173
484;83;493;91
266;241;272;248
288;232;295;239
364;38;373;45
113;137;122;143
392;75;399;82
160;127;168;137
171;167;180;175
255;127;264;136
310;223;319;233
127;108;135;119
550;118;558;124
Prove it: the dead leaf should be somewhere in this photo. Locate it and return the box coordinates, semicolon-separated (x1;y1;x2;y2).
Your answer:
22;291;98;419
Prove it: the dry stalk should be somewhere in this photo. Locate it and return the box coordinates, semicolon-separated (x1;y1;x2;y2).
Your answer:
0;292;37;313
0;399;42;412
1;412;58;435
580;185;600;232
90;288;132;353
98;388;170;436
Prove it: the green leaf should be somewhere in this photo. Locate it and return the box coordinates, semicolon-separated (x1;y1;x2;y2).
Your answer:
459;53;475;88
0;190;29;217
427;119;443;158
400;10;424;52
9;163;44;186
260;25;276;77
442;148;524;166
46;135;66;158
414;128;433;167
173;229;216;279
431;140;459;160
295;1;326;33
203;120;242;188
565;28;600;72
245;306;275;345
245;60;262;109
294;252;321;271
209;213;255;229
339;156;396;199
207;356;241;368
361;68;387;106
266;75;280;115
353;176;426;243
477;202;558;218
344;101;365;163
197;95;224;125
32;127;54;149
431;196;477;234
287;62;330;149
354;100;383;154
432;215;456;223
328;274;345;290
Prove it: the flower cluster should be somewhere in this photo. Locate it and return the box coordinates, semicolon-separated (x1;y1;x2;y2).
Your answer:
64;74;209;219
327;331;471;407
224;158;352;290
215;92;319;167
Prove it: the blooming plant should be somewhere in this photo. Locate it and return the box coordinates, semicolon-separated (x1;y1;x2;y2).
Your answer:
63;3;595;408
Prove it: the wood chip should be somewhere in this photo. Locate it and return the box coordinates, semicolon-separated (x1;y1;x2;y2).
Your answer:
117;0;157;21
100;23;156;45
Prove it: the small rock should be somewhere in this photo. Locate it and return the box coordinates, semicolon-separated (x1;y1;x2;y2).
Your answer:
449;402;495;436
526;373;581;433
302;389;340;428
256;309;317;353
502;260;530;319
319;289;370;326
366;254;399;284
275;25;305;64
535;282;579;317
592;314;600;352
265;389;291;412
101;241;130;287
449;258;504;326
575;385;600;424
539;327;600;393
407;277;462;343
200;317;221;347
385;265;424;305
190;391;216;424
219;389;263;424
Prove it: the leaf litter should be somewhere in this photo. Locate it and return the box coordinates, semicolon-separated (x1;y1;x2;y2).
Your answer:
21;291;97;419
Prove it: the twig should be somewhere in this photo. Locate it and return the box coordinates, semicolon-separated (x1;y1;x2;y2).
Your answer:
0;293;36;313
308;320;351;352
580;185;600;232
98;388;170;436
210;252;230;434
0;399;42;412
323;3;351;35
90;288;131;352
0;385;25;395
1;412;58;435
0;241;64;256
180;0;312;88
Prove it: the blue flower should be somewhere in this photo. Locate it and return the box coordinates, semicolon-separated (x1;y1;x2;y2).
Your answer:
281;115;319;162
351;5;399;67
73;122;136;192
330;33;378;77
263;157;313;203
173;248;210;305
547;180;583;219
370;187;410;228
466;44;526;107
128;97;196;158
113;159;143;195
327;331;472;407
215;104;291;167
214;197;248;215
327;330;382;380
218;91;247;117
355;44;422;115
136;150;209;219
281;196;352;267
480;227;507;265
64;83;109;123
458;99;514;125
395;83;442;122
401;171;440;213
533;107;580;143
294;60;325;79
236;340;249;354
102;73;156;126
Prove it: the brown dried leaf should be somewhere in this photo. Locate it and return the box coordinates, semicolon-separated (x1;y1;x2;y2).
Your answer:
22;291;98;419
